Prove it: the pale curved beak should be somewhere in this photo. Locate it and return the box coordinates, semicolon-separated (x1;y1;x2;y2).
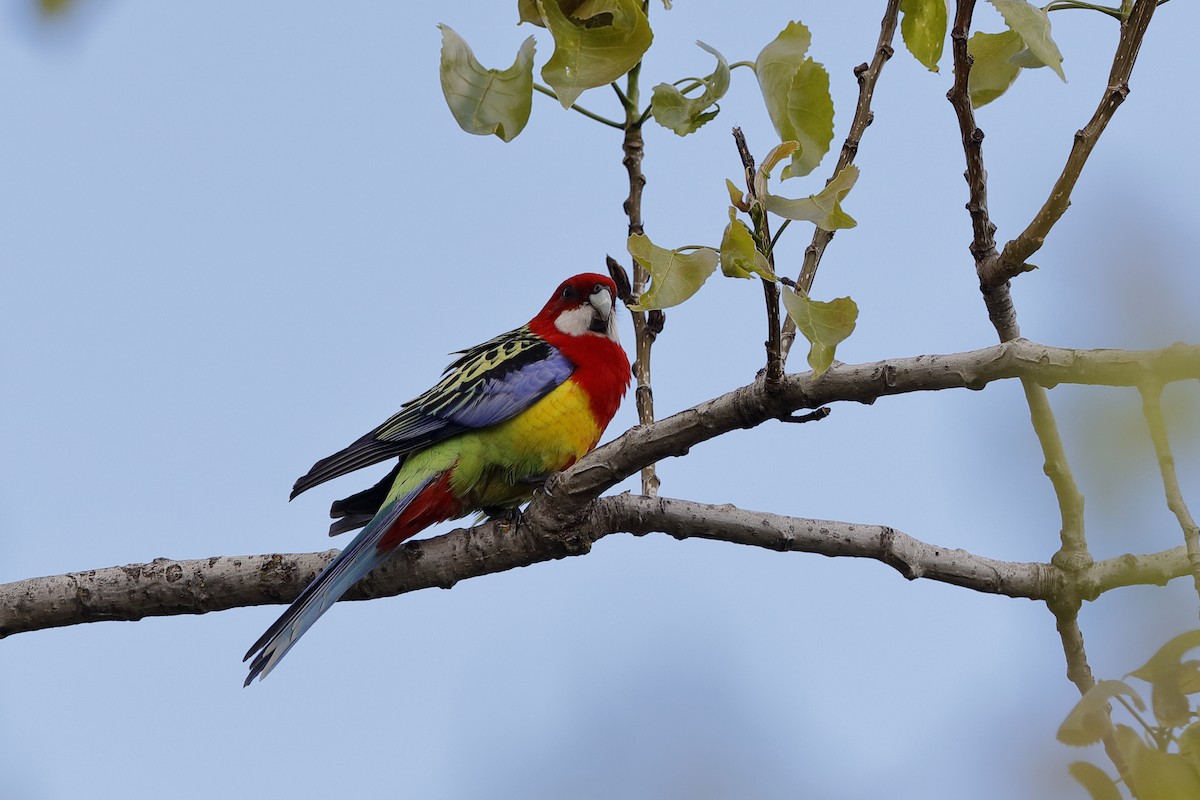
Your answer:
589;286;614;321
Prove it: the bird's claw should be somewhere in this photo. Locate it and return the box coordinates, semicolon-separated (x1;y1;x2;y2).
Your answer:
482;506;523;529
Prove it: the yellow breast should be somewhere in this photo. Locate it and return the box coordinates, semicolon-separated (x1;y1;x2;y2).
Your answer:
494;380;602;461
445;379;603;509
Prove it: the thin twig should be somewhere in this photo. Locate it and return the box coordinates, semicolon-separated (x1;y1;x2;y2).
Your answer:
532;83;624;129
1023;379;1090;567
778;408;831;424
1114;695;1158;740
619;60;660;497
1140;380;1200;606
992;0;1159;287
770;218;792;251
947;0;1017;340
780;0;902;364
732;127;783;390
1050;601;1133;790
610;80;633;113
1043;0;1123;18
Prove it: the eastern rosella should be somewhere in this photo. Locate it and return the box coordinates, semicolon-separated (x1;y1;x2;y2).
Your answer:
244;273;629;684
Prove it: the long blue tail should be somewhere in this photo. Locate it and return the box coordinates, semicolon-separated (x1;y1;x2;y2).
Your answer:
242;476;434;685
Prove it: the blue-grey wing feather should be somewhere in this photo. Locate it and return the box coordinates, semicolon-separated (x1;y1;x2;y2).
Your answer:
290;328;572;499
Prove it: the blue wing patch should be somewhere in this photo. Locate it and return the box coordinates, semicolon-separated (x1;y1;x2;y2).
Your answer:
428;346;572;428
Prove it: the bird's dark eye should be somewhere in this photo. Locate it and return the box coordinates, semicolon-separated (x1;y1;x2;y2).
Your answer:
561;286;577;300
593;283;604;294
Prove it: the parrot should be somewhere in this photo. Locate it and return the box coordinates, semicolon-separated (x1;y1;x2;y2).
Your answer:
243;273;630;685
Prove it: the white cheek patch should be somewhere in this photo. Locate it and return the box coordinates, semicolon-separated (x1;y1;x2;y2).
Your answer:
554;303;622;343
554;304;595;337
604;312;621;344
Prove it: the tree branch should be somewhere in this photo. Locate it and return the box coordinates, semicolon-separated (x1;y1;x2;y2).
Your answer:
1049;600;1134;787
945;10;1167;784
781;0;902;363
1076;544;1193;599
1140;380;1200;604
6;491;1198;638
948;0;1018;341
619;60;661;497
732;126;783;390
545;339;1200;513
3;340;1198;637
12;498;1051;639
948;0;1089;570
617;496;1052;598
992;0;1159;287
1023;377;1090;568
532;82;625;129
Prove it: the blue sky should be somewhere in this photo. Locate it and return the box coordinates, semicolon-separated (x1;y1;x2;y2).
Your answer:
3;2;1199;798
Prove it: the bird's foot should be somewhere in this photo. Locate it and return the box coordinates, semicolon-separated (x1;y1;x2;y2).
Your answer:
482;506;523;530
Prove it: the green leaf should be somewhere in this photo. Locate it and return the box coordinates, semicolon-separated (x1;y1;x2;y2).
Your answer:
757;20;812;92
650;41;730;136
1145;664;1194;728
626;234;717;311
1009;48;1049;69
1130;631;1200;728
438;26;536;142
780;290;858;377
763;164;860;231
719;207;775;281
1130;631;1200;684
538;0;653;108
754;141;799;198
1057;680;1144;747
1067;762;1122;800
967;30;1024;108
1179;660;1200;695
725;179;749;212
780;60;833;179
1180;723;1200;775
899;0;947;72
1115;723;1200;800
756;21;834;179
1112;723;1144;760
521;0;644;27
988;0;1066;81
517;0;544;26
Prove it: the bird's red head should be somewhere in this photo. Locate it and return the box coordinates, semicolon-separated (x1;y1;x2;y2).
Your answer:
531;273;621;343
528;272;630;437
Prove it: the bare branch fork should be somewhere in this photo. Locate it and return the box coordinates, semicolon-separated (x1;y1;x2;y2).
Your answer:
4;339;1197;637
947;0;1161;786
948;0;1162;560
993;0;1159;286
